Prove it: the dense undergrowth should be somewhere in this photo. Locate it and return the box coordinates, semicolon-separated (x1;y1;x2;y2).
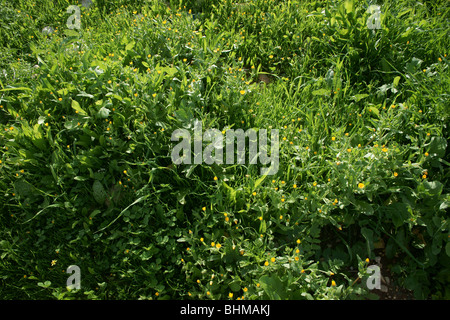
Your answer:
0;0;449;300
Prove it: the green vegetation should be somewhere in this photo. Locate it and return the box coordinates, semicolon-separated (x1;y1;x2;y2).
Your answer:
0;0;449;300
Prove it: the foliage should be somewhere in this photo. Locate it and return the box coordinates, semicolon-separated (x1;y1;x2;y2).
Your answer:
0;0;449;300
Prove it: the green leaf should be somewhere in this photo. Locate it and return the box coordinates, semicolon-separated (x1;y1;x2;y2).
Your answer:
259;275;285;299
361;227;374;256
97;106;110;118
259;220;266;234
351;94;369;102
71;99;87;115
429;136;447;158
92;180;107;204
125;41;135;51
312;88;329;96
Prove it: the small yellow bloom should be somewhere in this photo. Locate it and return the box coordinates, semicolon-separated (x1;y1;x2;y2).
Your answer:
213;176;218;181
200;237;204;242
358;183;365;189
211;242;215;247
331;280;336;287
424;152;429;157
202;207;206;211
365;258;370;263
264;261;269;266
297;239;301;244
293;184;297;188
240;90;245;95
271;257;275;263
331;137;336;141
51;260;57;266
229;292;233;298
243;287;248;292
216;243;221;249
394;172;398;177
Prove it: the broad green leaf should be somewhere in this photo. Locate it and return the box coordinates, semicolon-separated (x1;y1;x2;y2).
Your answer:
71;99;87;115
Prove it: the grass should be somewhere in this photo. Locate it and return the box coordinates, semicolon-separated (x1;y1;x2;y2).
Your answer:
0;0;449;300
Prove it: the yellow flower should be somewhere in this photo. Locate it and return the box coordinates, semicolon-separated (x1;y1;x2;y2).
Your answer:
269;55;273;59
424;152;429;157
123;170;127;174
293;184;297;188
200;237;204;242
51;260;57;266
264;261;269;266
240;90;245;95
331;136;336;141
394;172;398;177
229;292;233;298
243;287;248;292
295;256;299;261
358;183;365;189
202;207;206;211
331;280;336;287
252;191;256;196
365;258;370;263
213;176;218;181
296;239;301;244
215;243;221;249
271;257;276;263
211;242;215;247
